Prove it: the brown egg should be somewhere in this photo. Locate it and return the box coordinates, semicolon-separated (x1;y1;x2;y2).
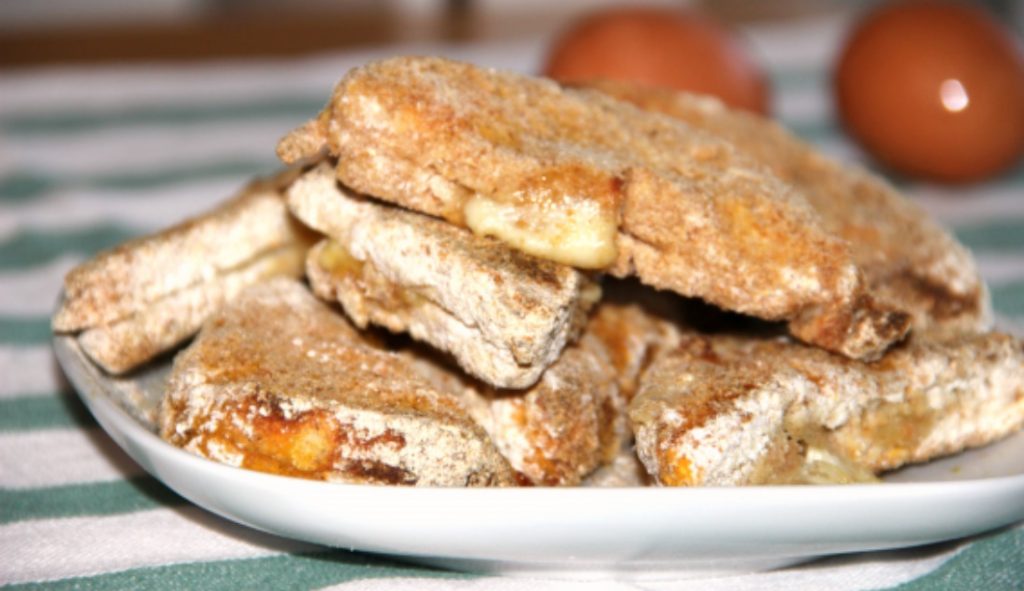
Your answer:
836;1;1024;183
543;7;770;115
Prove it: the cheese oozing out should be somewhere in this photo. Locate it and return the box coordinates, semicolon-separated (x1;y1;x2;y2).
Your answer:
463;194;617;269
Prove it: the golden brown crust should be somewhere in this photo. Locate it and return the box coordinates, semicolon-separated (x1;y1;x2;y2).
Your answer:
585;80;989;339
160;279;515;487
630;329;1024;486
279;56;908;360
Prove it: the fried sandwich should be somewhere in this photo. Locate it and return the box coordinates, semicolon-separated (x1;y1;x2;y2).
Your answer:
163;277;631;486
53;55;1024;492
277;56;911;361
161;278;515;486
630;328;1024;486
290;161;599;389
53;170;314;373
583;81;990;340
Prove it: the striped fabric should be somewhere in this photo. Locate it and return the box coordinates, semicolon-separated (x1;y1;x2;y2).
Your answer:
1;13;1023;590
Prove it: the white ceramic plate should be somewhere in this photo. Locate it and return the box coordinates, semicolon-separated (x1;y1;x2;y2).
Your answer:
54;334;1024;580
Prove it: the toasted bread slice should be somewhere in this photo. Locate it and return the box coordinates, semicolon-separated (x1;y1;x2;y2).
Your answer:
292;162;599;389
584;81;990;339
160;278;515;486
630;331;1024;486
53;169;314;373
78;245;306;373
278;56;908;360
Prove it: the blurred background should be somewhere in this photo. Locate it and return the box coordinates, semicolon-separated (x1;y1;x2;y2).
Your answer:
1;1;836;66
2;1;1019;67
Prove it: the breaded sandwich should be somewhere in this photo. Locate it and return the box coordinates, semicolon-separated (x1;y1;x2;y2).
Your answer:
278;56;909;361
162;278;628;487
583;81;990;339
289;162;599;389
630;329;1024;486
161;278;515;486
53;169;314;373
57;55;1024;493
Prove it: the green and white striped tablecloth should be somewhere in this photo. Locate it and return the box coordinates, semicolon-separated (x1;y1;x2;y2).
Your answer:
1;13;1022;590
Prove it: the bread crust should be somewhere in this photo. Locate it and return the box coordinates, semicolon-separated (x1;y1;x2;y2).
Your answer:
278;56;908;360
160;279;515;486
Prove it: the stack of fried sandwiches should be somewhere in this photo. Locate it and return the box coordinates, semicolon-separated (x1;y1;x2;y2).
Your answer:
54;57;1024;487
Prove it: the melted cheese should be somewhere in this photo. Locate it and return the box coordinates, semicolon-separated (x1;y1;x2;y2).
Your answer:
463;194;617;269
